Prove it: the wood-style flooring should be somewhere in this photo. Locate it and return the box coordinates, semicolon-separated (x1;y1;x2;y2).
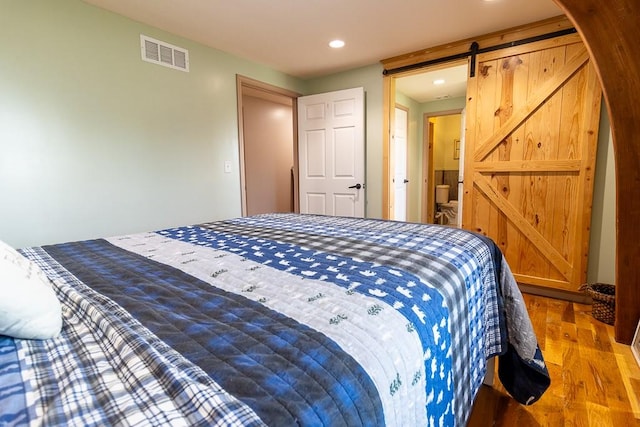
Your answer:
469;293;640;426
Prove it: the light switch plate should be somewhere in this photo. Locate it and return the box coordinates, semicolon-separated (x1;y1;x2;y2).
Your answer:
224;160;232;173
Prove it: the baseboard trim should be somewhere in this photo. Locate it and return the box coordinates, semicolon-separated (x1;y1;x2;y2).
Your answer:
518;283;592;304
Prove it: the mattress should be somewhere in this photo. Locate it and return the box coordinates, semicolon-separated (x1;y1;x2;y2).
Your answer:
0;213;550;426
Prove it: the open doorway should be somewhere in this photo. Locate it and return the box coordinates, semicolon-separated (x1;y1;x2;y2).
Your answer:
422;110;464;224
236;76;300;216
389;63;468;224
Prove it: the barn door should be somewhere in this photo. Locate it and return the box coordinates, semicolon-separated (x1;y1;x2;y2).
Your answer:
462;34;602;292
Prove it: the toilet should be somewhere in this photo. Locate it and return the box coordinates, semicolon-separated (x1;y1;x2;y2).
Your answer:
440;200;459;226
435;184;459;226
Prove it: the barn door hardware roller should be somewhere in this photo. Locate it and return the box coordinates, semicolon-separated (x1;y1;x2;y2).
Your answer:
382;28;577;77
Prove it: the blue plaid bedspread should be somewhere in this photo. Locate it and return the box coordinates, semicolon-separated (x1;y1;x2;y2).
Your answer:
0;214;549;426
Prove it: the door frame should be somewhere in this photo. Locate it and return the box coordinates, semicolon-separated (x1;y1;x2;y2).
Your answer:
422;120;435;223
236;75;301;216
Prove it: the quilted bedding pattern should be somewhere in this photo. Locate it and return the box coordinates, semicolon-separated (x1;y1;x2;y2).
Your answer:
0;213;547;426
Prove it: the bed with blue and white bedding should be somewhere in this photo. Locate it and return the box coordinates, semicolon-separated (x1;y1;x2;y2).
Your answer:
0;213;550;426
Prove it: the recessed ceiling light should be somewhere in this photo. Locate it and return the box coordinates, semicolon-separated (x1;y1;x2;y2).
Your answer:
329;39;345;49
433;79;445;85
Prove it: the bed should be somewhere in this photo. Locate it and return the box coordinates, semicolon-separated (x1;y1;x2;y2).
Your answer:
0;213;550;426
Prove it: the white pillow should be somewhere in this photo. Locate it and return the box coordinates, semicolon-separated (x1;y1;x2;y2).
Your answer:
0;239;62;340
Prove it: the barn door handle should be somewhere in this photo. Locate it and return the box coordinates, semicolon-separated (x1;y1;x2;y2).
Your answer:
403;179;409;183
348;183;362;190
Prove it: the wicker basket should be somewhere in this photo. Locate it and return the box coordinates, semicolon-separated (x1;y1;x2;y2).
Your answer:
580;283;615;325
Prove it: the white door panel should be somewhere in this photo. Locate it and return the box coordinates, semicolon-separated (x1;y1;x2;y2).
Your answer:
304;102;325;120
298;87;365;217
306;193;326;215
334;194;356;217
334;128;356;177
306;131;326;177
393;107;408;221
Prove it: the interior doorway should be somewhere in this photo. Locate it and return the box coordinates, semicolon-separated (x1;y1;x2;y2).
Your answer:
387;62;468;224
236;76;300;216
422;110;463;225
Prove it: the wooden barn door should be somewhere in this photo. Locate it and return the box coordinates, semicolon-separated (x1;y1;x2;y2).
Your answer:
462;34;602;292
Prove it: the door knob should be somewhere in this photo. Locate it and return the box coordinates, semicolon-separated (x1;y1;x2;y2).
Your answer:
348;183;362;190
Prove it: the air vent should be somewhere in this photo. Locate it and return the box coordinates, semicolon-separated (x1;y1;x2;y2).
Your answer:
140;35;189;72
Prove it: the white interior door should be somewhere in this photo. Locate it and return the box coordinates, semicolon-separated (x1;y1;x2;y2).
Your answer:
393;106;408;221
298;87;365;217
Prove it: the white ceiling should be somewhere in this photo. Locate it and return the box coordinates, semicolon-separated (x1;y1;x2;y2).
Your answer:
83;0;563;99
396;65;470;103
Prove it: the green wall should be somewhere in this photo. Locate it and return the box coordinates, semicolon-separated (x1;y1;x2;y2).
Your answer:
0;0;305;248
587;104;616;285
432;115;462;171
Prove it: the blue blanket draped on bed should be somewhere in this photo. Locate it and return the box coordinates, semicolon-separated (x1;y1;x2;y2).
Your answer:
0;213;550;426
42;238;385;426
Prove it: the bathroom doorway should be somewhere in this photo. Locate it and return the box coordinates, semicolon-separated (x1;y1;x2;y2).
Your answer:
422;110;463;225
391;62;468;225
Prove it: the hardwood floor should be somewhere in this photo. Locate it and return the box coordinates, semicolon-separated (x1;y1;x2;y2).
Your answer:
469;293;640;426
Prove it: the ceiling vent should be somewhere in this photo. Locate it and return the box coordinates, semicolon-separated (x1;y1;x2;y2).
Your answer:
140;35;189;72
